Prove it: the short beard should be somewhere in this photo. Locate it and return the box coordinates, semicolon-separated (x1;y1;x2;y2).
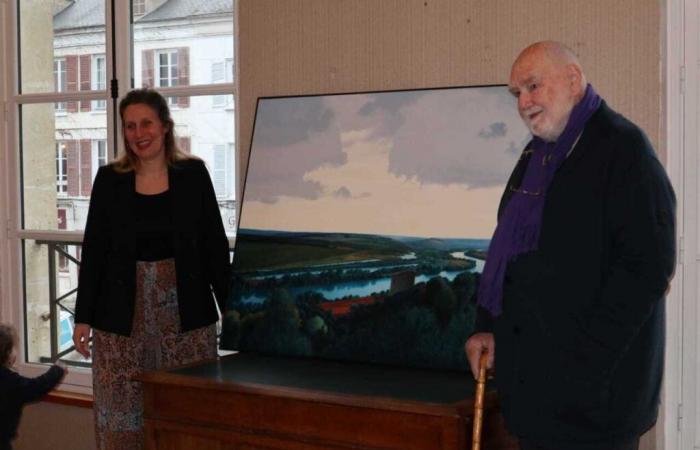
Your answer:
534;108;573;143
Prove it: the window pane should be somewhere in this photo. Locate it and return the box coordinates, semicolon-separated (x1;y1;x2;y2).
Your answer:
93;55;107;110
19;1;106;94
133;0;146;17
133;1;233;88
21;103;108;231
170;95;237;234
53;58;68;112
23;240;85;365
56;142;68;195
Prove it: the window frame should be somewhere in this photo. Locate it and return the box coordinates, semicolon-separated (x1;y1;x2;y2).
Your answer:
1;0;238;394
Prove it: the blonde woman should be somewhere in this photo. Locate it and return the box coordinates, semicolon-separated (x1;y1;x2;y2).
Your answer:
73;89;230;450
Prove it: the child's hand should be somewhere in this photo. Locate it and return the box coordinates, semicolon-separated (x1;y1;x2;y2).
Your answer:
56;360;69;375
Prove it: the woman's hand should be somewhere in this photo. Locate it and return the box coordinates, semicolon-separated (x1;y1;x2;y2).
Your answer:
72;323;92;359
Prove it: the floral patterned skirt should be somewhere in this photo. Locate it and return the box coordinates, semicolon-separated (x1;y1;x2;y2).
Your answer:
92;258;216;450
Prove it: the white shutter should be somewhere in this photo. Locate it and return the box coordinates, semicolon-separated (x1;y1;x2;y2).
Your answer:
214;145;226;196
212;62;226;107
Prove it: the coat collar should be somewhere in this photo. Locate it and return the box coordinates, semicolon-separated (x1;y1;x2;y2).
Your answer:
497;101;607;219
555;100;608;176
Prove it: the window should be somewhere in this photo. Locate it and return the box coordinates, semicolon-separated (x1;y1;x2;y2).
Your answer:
212;59;234;108
156;49;179;105
56;142;67;195
6;0;235;389
141;47;190;107
92;140;107;180
58;245;70;272
57;210;68;272
53;58;67;112
92;55;106;110
133;0;146;16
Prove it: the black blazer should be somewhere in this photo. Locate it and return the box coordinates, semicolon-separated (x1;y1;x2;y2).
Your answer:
75;159;231;336
475;102;676;445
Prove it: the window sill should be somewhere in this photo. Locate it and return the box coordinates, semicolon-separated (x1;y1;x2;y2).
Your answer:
45;390;93;409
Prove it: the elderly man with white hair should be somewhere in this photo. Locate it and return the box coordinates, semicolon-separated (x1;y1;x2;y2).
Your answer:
466;41;676;450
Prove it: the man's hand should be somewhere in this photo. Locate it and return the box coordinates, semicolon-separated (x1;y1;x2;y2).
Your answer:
72;323;92;359
465;332;495;380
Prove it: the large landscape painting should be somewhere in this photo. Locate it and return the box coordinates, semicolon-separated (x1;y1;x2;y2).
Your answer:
221;85;530;372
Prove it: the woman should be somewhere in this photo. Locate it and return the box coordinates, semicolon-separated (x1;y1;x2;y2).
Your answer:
72;88;230;450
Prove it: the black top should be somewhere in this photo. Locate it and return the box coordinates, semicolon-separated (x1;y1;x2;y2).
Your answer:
134;190;174;261
0;365;64;450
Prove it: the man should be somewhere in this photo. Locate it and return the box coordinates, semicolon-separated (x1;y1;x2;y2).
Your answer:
465;41;676;450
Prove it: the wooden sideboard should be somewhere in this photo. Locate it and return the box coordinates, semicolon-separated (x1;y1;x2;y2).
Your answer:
138;353;517;450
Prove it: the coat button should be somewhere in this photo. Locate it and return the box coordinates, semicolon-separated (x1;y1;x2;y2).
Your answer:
512;326;521;335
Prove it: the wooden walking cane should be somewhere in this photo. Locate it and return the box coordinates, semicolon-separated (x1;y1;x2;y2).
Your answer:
472;351;488;450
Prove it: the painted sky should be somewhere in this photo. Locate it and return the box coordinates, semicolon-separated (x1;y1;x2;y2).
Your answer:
241;86;530;239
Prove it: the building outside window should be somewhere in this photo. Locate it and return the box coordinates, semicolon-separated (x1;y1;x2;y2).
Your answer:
133;0;146;16
212;58;234;108
56;142;68;195
53;58;67;112
57;209;69;272
92;55;107;110
156;49;179;105
92;139;107;179
213;143;230;197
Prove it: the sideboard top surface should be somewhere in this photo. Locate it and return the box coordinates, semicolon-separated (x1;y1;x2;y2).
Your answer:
143;352;491;409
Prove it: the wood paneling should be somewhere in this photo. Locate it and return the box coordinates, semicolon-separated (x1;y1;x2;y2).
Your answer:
139;354;519;450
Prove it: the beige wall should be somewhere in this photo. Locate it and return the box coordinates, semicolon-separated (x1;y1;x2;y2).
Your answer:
15;402;95;450
236;1;662;448
237;0;662;188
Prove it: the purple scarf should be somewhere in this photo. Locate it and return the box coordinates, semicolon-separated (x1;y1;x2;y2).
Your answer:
477;84;601;317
